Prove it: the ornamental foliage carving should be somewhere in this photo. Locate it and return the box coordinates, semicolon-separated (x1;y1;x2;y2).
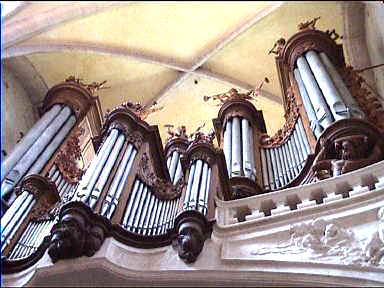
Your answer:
105;100;163;121
54;127;84;184
260;86;300;147
138;153;185;200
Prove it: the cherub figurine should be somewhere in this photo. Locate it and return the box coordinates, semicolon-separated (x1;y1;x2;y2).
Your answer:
268;38;286;56
165;125;188;141
298;17;320;31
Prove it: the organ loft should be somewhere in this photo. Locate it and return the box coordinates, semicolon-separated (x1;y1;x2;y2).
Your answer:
2;11;384;287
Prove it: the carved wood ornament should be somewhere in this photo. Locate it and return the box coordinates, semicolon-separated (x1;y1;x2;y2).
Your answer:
54;127;84;184
138;152;185;200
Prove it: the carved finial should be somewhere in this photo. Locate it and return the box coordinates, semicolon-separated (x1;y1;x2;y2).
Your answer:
106;100;163;121
165;124;189;142
325;29;343;41
268;38;286;56
298;16;320;31
204;78;269;106
190;127;216;146
64;76;110;95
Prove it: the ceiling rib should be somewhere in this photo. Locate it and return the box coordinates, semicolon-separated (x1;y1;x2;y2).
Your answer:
3;42;191;71
2;2;133;49
190;2;284;71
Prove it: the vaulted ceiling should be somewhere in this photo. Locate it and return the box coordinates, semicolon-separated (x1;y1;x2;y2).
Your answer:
1;1;343;144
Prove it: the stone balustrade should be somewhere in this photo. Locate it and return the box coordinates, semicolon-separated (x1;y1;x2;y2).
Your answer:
215;159;384;226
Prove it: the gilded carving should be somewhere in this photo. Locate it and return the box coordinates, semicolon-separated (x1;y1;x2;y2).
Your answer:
54;127;84;184
260;86;299;147
65;76;110;96
203;78;269;106
268;38;286;57
138;153;185;200
298;17;320;31
106;100;163;121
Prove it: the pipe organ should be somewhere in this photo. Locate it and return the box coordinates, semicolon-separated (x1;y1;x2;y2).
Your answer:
2;21;384;274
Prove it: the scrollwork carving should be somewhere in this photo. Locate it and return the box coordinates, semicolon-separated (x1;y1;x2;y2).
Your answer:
105;100;163;121
298;17;320;31
54;127;84;184
65;76;110;96
260;86;300;147
138;153;185;200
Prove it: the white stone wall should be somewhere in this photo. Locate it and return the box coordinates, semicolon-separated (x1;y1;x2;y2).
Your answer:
1;63;39;157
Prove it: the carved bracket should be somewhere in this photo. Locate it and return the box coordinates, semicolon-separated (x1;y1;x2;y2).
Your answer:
174;210;211;263
48;201;109;263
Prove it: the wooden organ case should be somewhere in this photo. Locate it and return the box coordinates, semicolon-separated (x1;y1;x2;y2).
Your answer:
3;20;384;272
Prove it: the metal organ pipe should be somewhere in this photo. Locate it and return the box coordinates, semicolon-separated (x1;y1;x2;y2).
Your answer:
296;56;334;130
1;104;62;183
223;120;232;176
231;117;242;177
319;52;365;119
197;162;209;214
260;149;269;190
88;133;125;209
305;50;348;122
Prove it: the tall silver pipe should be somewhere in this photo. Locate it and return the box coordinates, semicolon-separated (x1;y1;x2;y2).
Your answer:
57;178;66;194
202;167;211;216
2;107;73;196
223;120;232;176
16;221;40;259
76;129;119;202
167;156;172;170
50;170;60;183
265;149;275;190
1;195;36;252
173;160;183;184
152;199;164;235
23;221;45;258
197;162;209;214
142;192;156;235
165;199;176;231
54;174;63;188
101;144;134;217
158;200;170;235
296;56;334;129
169;151;180;182
137;186;151;235
277;147;288;185
231;117;242;177
126;181;145;232
292;129;305;166
1;191;29;231
189;160;203;210
319;52;365;119
270;148;280;189
294;68;323;138
89;134;125;209
248;123;256;181
294;126;307;161
297;118;311;155
241;118;252;178
305;50;348;121
288;136;301;174
147;196;159;236
1;104;62;182
60;182;70;197
122;179;140;228
133;185;149;234
27;116;77;176
279;146;290;184
10;221;34;259
260;149;269;190
105;148;137;219
274;147;285;187
283;144;294;180
47;165;58;179
183;163;196;209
